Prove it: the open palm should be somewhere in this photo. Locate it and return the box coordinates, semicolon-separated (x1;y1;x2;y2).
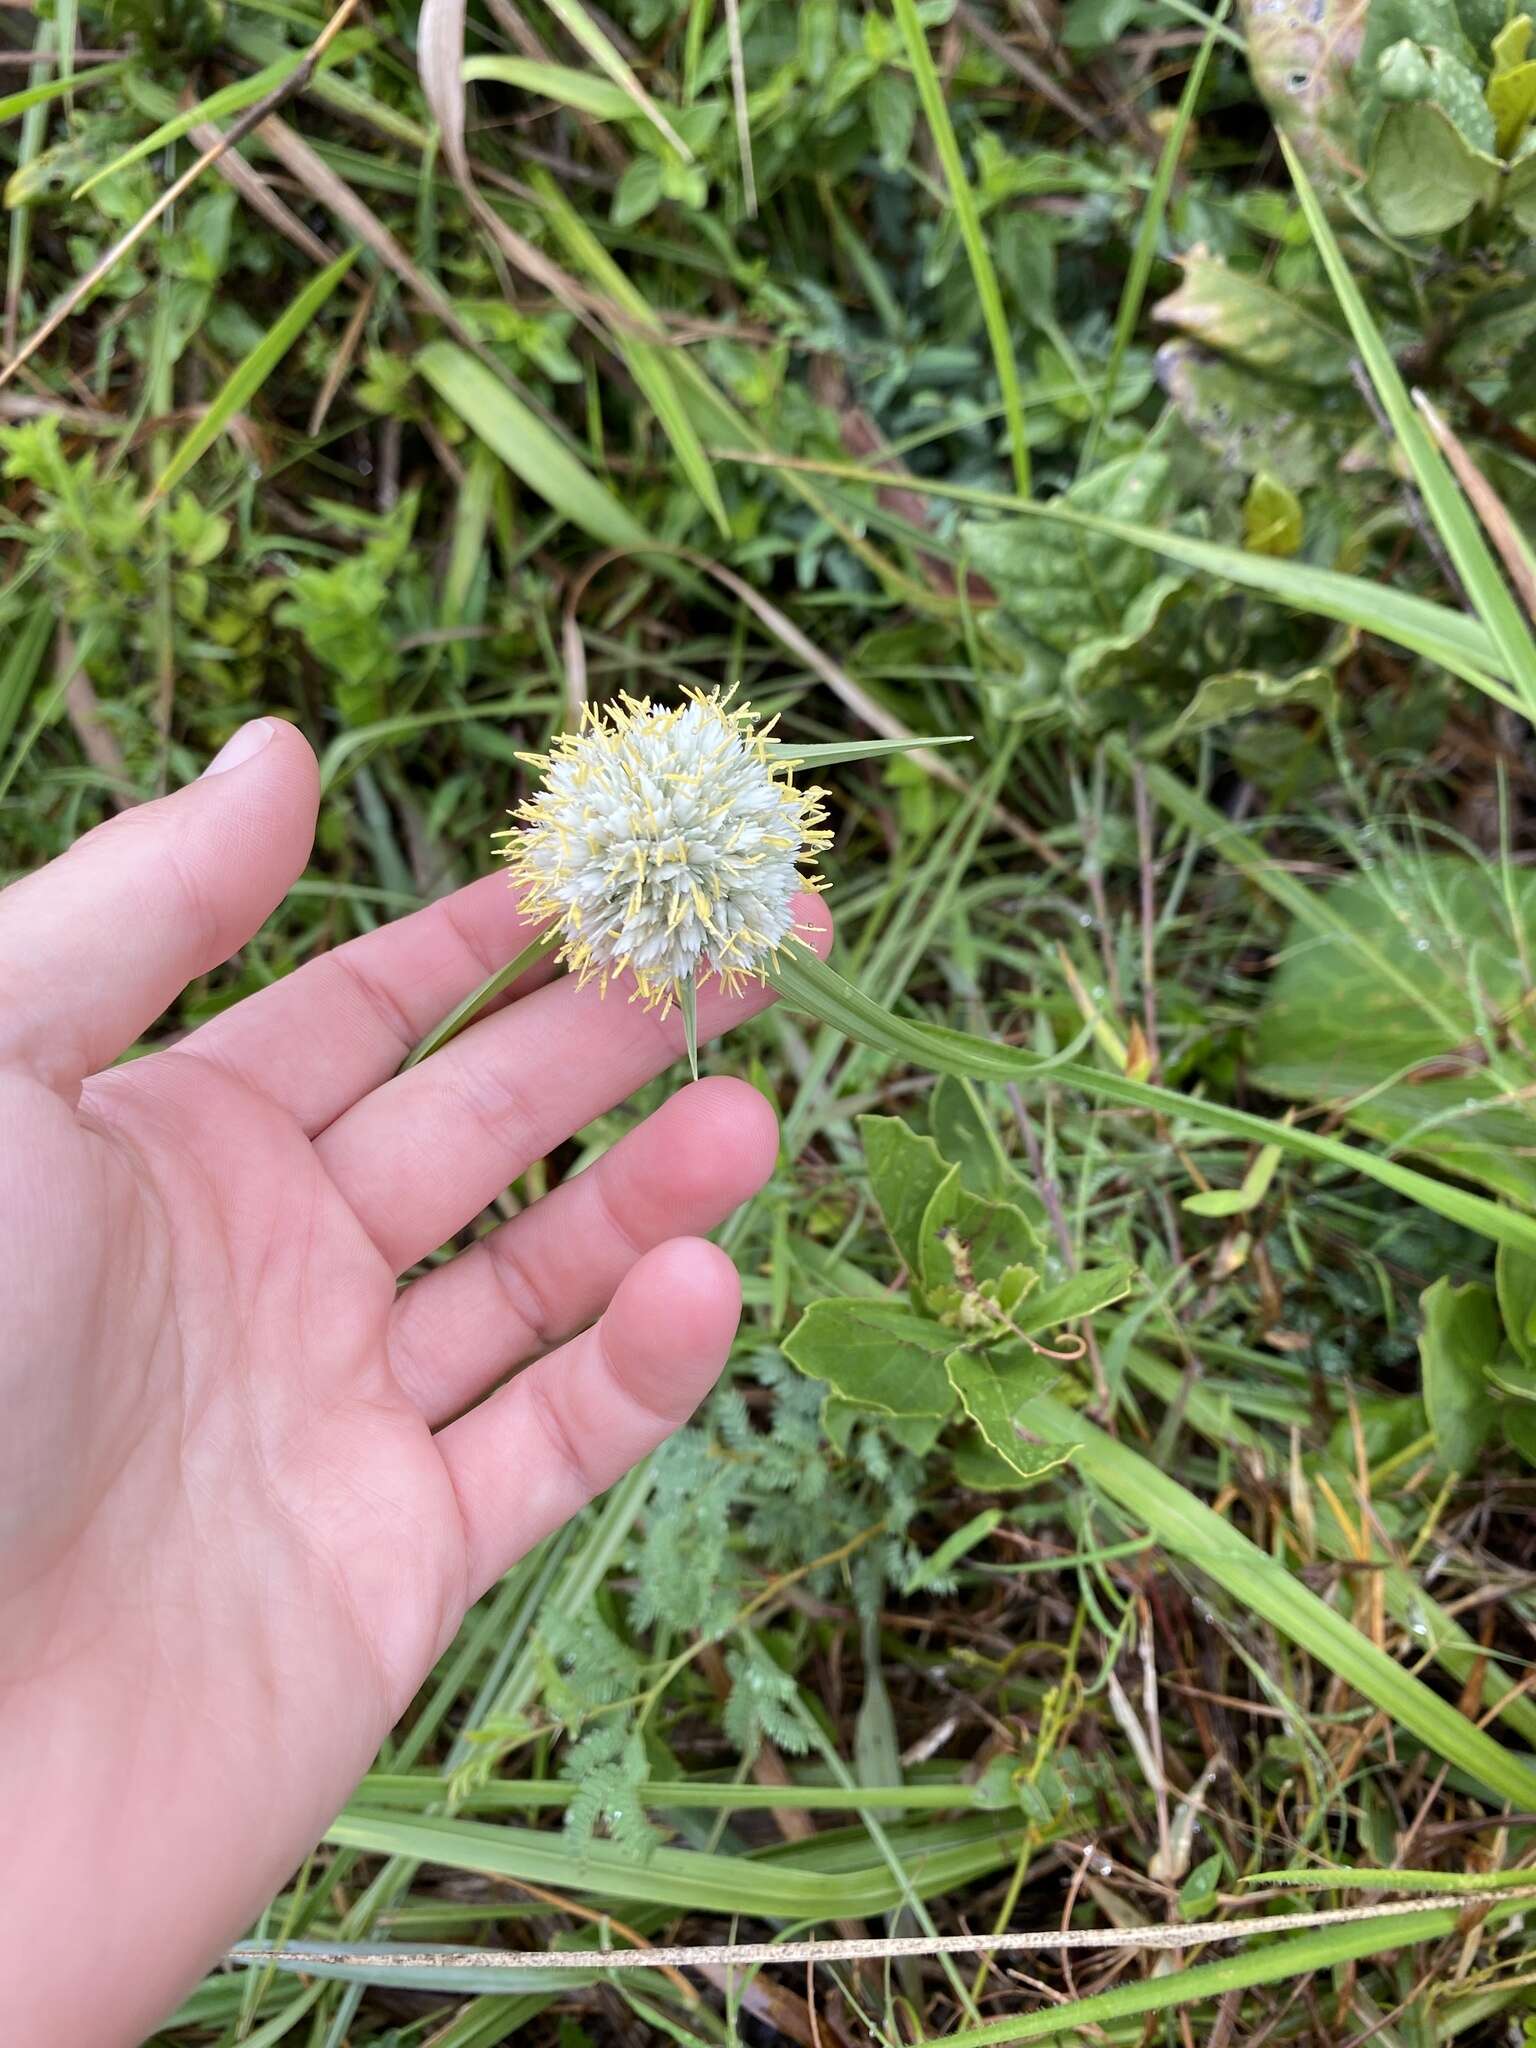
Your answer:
0;718;830;2048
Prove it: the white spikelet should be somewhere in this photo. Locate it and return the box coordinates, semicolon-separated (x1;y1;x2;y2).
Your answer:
499;689;831;1011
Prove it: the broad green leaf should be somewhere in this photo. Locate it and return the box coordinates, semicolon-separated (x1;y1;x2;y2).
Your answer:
1012;1390;1536;1809
948;1349;1074;1483
418;341;648;550
953;1439;1060;1491
1240;0;1367;175
964;452;1176;662
858;1113;949;1278
1154;253;1350;384
1419;1277;1499;1471
1489;55;1536;155
1504;1400;1536;1466
1505;137;1536;228
1150;664;1335;748
1178;1853;1224;1920
1366;101;1501;234
930;1076;1048;1229
824;1394;945;1456
151;249;359;499
1496;1241;1536;1367
782;1299;957;1418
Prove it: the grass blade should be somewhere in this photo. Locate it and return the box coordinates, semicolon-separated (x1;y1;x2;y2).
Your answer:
890;0;1030;497
0;596;53;761
400;929;561;1070
326;1808;1032;1917
766;947;1536;1255
462;56;642;122
928;1898;1530;2045
1283;135;1536;718
540;0;693;160
1086;1;1228;462
717;450;1514;702
766;736;970;768
418;340;649;549
73;48;346;198
529;169;730;537
0;57;123;125
1010;1392;1536;1810
150;248;358;499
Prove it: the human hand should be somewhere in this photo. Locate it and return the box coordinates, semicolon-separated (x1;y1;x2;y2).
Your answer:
0;718;830;2046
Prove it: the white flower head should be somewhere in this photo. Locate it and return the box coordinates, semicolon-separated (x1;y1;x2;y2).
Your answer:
500;688;831;1010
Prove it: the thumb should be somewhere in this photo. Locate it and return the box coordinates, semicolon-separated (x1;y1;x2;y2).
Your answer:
0;719;319;1091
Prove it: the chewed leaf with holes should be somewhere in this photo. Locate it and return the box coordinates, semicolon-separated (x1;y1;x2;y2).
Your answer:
1251;857;1536;1206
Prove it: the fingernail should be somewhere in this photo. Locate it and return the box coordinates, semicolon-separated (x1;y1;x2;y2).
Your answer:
202;719;274;778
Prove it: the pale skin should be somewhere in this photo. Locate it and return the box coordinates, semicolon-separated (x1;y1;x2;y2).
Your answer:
0;716;832;2046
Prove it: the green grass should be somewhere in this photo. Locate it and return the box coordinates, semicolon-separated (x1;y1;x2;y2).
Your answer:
10;2;1536;2043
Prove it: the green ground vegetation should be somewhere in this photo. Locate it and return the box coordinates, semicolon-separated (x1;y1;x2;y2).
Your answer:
10;0;1536;2040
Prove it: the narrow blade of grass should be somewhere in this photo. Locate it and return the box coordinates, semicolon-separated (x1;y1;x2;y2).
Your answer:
540;0;693;160
927;1898;1529;2045
1283;135;1536;719
150;248;359;499
418;340;649;549
767;735;970;768
326;1807;1031;1917
0;596;54;760
766;947;1536;1255
890;0;1030;497
400;929;561;1070
529;168;730;537
716;450;1515;701
1086;0;1228;462
0;57;123;125
463;55;666;124
74;46;352;198
1009;1391;1536;1811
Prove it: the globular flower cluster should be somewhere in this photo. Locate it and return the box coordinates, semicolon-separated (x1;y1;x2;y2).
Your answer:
500;689;831;1011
